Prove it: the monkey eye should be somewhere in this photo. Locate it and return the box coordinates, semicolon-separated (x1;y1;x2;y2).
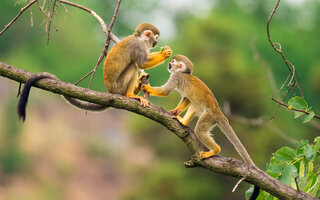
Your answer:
155;35;159;40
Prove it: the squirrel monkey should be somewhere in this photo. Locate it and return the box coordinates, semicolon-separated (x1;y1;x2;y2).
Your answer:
142;54;259;199
17;22;172;121
142;55;259;199
142;54;254;163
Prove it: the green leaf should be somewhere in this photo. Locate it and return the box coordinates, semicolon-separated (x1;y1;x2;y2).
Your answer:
308;162;314;173
303;145;314;160
299;161;305;180
313;137;320;161
279;164;297;184
296;140;309;147
273;147;296;162
294;112;305;119
296;140;309;157
288;96;308;110
266;170;280;178
302;111;315;123
245;185;254;200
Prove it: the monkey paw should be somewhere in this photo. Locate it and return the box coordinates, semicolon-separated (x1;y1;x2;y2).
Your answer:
199;150;217;160
141;84;150;92
128;95;149;107
172;115;187;126
162;48;172;58
139;97;149;107
169;109;180;116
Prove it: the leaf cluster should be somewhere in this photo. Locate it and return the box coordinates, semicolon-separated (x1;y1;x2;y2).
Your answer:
246;136;320;199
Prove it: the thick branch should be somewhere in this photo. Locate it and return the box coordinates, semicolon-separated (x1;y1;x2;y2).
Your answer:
0;61;316;200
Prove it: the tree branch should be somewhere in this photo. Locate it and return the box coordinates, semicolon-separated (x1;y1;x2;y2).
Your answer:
0;0;38;36
271;97;320;120
0;61;316;200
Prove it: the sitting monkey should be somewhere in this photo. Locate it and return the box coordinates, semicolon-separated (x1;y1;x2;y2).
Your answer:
17;23;172;121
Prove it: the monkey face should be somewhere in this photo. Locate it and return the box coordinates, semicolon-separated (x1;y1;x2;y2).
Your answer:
140;30;159;49
168;59;184;73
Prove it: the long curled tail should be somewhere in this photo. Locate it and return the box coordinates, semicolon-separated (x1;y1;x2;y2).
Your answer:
17;73;56;122
17;72;108;122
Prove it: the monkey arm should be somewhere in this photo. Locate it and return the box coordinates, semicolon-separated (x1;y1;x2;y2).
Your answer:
170;97;190;116
142;75;177;97
142;84;170;96
139;49;172;69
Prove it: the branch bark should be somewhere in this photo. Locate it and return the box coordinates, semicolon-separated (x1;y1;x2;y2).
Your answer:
0;61;316;200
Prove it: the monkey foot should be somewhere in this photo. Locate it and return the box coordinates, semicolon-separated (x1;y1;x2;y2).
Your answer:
172;115;188;126
128;95;149;107
199;150;219;160
169;109;180;116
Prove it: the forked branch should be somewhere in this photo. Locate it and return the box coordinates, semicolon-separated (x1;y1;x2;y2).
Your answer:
0;62;315;200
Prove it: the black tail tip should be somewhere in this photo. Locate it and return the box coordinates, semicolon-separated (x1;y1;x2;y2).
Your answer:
17;110;26;123
249;186;260;200
17;104;26;123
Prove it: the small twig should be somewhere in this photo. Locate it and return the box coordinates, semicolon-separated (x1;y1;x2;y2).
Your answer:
294;176;300;192
27;0;34;27
266;0;303;98
47;0;57;45
0;0;38;36
14;0;21;6
37;1;58;33
88;0;122;89
57;0;120;43
232;177;245;192
140;72;150;101
224;102;297;145
17;82;22;97
270;97;320;120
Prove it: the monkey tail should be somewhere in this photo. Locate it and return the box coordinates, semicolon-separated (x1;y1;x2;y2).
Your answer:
249;185;260;200
17;72;109;122
216;116;254;165
17;72;57;122
62;96;109;112
216;114;260;199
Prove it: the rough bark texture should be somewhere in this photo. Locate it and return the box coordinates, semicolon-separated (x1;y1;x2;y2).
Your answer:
0;61;316;200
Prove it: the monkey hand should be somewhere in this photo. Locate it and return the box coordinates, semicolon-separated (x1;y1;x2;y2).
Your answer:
169;109;180;116
141;84;151;93
127;94;149;107
161;46;172;59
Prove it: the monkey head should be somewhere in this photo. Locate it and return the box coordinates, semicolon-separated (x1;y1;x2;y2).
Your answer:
134;22;160;48
168;54;194;74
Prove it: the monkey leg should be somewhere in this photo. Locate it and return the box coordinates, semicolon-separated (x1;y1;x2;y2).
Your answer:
126;71;149;107
170;97;190;116
195;112;221;160
173;104;197;126
140;49;172;69
134;70;149;95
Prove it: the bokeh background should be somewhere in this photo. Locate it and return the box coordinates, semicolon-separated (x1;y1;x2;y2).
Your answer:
0;0;319;199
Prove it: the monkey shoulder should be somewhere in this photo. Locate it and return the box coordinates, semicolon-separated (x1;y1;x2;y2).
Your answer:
125;35;148;66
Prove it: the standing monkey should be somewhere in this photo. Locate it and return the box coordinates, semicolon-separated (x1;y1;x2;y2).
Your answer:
17;22;172;121
142;54;259;199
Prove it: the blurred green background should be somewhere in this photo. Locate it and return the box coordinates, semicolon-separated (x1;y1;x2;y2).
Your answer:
0;0;319;199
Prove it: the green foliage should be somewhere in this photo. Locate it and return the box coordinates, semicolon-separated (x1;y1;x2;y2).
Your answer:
288;96;315;123
246;137;320;199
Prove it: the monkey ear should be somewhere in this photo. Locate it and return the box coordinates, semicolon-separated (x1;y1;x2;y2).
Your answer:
177;63;186;72
144;30;152;37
